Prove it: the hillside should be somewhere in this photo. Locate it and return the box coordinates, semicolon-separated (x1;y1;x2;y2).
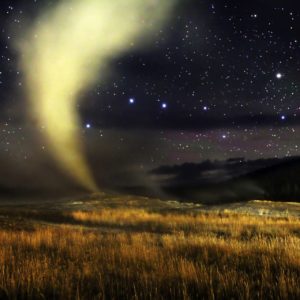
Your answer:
151;157;300;204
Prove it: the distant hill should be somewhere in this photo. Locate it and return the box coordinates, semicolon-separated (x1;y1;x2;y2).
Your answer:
150;156;300;204
244;157;300;201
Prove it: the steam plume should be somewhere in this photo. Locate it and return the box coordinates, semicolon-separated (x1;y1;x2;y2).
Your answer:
18;0;174;191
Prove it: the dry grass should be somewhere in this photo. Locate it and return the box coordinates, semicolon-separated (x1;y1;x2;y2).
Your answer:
0;207;299;299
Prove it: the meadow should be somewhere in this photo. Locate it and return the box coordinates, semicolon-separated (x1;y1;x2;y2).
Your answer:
0;198;299;299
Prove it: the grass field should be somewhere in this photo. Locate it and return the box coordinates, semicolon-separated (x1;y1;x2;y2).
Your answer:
0;196;299;299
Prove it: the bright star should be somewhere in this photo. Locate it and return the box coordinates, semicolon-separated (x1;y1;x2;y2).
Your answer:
86;123;91;129
129;98;135;104
276;73;283;79
161;103;167;109
281;115;286;120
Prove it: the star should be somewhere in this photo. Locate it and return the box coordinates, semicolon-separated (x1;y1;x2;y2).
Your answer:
129;98;135;104
276;73;283;79
161;103;168;109
86;124;91;129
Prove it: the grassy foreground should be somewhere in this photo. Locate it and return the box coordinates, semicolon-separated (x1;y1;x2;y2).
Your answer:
0;204;299;299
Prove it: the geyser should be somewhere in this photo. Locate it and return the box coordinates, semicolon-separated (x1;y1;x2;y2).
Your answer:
18;0;174;191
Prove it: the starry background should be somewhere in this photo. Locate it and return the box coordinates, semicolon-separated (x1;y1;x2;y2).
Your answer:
0;0;300;193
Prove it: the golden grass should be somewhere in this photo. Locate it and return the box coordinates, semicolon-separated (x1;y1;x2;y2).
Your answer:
0;207;299;299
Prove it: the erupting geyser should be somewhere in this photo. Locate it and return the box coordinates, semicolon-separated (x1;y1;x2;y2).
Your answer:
17;0;174;191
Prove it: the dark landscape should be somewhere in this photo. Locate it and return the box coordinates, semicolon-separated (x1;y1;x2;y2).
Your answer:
150;156;300;203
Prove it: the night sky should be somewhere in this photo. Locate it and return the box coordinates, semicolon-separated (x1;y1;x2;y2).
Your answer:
0;0;300;193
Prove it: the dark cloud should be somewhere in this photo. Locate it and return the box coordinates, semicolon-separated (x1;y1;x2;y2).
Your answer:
151;157;294;184
84;110;300;130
